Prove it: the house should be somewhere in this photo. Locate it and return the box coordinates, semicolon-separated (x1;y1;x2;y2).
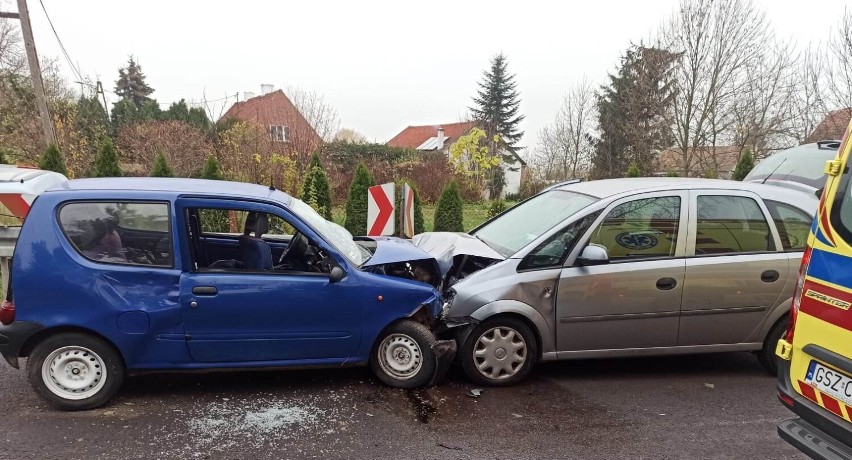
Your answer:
653;146;741;179
387;121;527;197
806;108;852;143
220;85;323;156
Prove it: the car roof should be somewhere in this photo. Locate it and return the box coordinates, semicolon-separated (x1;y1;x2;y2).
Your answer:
47;177;292;202
556;177;817;208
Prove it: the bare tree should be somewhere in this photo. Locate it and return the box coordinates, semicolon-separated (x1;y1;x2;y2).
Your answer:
0;19;25;74
659;0;769;176
286;86;340;142
534;78;596;180
825;8;852;111
333;127;367;144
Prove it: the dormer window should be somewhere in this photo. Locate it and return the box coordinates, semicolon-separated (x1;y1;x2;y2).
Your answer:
268;125;289;142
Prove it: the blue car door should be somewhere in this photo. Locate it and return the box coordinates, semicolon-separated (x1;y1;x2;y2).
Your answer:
176;198;362;363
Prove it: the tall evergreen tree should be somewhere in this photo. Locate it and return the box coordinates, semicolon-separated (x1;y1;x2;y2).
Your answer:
163;99;210;131
592;44;678;178
150;152;174;177
38;143;67;176
433;182;464;232
201;155;224;181
115;57;154;108
200;155;229;232
732;148;755;181
301;153;332;220
93;139;123;178
344;163;375;235
75;95;109;144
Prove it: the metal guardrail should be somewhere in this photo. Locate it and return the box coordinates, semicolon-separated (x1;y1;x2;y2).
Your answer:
0;226;20;294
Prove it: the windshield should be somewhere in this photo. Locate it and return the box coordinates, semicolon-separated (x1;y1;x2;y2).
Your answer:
472;190;598;257
288;198;368;266
745;146;837;189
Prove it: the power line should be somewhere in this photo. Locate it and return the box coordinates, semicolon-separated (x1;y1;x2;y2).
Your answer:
38;0;82;83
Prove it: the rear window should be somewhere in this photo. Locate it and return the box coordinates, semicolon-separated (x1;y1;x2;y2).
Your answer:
745;146;836;189
695;195;775;255
765;200;812;251
58;201;173;267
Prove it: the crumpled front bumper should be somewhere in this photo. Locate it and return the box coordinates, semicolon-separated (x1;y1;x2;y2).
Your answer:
0;321;44;369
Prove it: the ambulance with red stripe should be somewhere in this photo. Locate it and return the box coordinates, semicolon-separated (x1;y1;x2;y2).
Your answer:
777;117;852;459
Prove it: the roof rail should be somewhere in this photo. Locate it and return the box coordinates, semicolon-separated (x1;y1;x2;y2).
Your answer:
542;178;583;192
816;140;841;149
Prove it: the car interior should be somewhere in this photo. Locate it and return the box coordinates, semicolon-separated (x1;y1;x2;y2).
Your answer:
185;208;334;274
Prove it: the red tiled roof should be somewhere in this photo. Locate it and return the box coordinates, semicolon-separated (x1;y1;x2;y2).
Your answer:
806;108;852;144
387;121;476;149
220;90;322;147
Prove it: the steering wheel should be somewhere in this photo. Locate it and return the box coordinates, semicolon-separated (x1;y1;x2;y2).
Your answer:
279;232;309;265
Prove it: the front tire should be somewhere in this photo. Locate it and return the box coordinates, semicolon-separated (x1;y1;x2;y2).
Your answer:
461;317;538;386
759;316;788;375
27;333;125;411
370;320;437;389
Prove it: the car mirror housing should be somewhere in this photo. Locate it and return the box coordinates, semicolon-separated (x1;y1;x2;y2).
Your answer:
577;244;609;266
329;266;346;283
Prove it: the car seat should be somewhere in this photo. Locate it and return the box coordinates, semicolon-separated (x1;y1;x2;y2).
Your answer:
239;213;273;270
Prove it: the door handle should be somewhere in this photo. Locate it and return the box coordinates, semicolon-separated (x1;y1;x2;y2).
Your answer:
761;270;780;283
192;286;218;296
656;277;677;291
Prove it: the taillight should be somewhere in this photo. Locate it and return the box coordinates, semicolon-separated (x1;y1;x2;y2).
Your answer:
0;300;14;325
786;246;813;342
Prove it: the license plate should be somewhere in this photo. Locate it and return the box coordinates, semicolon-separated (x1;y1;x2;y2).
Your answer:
805;361;852;406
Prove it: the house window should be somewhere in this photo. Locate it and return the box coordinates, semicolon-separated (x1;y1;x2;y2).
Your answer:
268;125;290;142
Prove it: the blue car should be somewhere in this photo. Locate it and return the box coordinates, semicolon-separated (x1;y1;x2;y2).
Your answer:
0;178;453;410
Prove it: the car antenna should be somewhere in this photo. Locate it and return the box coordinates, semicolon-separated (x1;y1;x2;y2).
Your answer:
761;158;787;185
269;178;276;191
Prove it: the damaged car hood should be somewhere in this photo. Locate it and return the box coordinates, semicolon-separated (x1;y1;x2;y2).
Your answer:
411;232;505;280
357;236;443;289
360;236;436;267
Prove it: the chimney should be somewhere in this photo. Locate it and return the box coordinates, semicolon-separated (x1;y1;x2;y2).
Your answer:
261;84;274;95
436;126;445;150
243;91;256;100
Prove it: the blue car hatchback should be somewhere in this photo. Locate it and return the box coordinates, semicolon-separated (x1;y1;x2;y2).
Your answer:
0;178;452;410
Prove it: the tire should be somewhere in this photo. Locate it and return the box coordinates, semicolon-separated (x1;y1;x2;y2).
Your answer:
26;333;125;411
758;316;788;376
460;317;538;387
370;320;437;389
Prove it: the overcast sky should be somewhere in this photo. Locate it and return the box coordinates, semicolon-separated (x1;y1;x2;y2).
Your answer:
7;0;851;152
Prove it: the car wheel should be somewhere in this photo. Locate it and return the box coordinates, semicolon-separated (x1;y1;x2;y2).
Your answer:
370;320;437;389
758;316;788;376
27;333;125;411
461;317;538;386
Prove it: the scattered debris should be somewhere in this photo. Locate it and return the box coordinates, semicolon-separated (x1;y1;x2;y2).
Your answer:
512;413;523;418
103;410;116;416
468;389;483;398
438;443;463;451
704;383;715;389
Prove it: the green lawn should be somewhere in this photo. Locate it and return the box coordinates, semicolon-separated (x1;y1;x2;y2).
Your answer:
332;201;515;233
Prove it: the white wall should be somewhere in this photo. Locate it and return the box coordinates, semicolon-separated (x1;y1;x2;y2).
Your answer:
502;160;523;197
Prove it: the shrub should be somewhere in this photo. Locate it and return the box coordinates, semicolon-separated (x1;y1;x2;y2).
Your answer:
150;152;175;177
38;143;67;176
487;199;507;219
201;155;224;181
732;148;755;181
344;162;375;235
504;192;521;202
626;163;640;177
93;139;123;177
301;153;333;220
200;155;229;232
433;181;464;232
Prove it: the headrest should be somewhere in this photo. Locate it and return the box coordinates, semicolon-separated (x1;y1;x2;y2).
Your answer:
244;212;257;235
254;213;269;237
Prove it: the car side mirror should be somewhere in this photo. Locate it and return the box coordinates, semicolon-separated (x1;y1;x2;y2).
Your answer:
329;266;346;283
815;188;823;199
577;244;609;266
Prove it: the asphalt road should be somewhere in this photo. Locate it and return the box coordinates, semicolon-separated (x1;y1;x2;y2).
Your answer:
0;352;804;460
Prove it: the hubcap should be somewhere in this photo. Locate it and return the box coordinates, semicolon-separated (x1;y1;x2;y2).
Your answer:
473;326;527;380
41;346;107;400
377;333;423;380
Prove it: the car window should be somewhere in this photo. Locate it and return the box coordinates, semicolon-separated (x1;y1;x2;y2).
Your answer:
764;200;812;251
59;201;173;267
744;145;836;189
198;209;295;239
587;196;681;261
518;211;601;270
695;195;775;255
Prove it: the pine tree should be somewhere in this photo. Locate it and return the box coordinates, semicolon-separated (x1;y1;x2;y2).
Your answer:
150;152;174;177
732;148;755;181
433;181;464;232
470;53;525;150
301;153;332;220
344;163;375;235
201;155;224;181
93;139;123;177
115;57;154;108
75;95;109;144
626;163;640;177
38;143;67;176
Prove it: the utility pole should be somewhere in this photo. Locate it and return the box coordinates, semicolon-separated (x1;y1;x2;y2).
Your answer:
16;0;56;146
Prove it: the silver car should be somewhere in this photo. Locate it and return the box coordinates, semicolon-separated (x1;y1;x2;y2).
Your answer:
415;178;818;386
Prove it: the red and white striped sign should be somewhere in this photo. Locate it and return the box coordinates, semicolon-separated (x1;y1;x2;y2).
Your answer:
367;183;395;236
0;193;36;218
401;183;414;238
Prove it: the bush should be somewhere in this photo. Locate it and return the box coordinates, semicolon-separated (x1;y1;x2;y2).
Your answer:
38;143;67;176
93;139;123;177
200;155;229;232
732;148;755;181
201;155;224;181
433;181;464;232
301;153;333;220
504;192;521;202
666;170;679;177
487;199;507;219
626;163;640;177
344;162;375;235
150;152;174;177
